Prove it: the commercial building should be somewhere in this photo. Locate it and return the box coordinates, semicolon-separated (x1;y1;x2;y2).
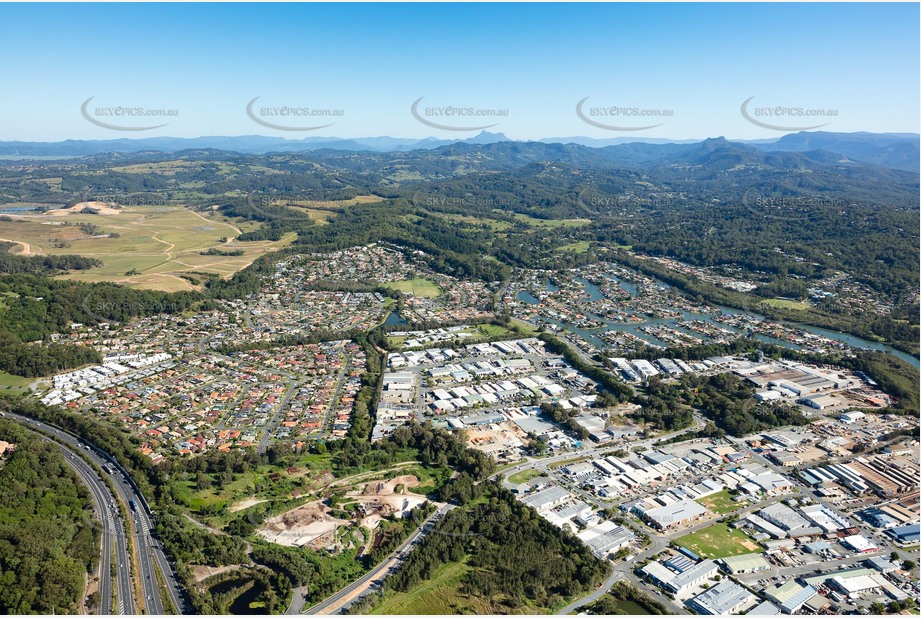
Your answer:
640;558;720;595
720;552;771;574
759;503;810;532
640;498;708;531
520;485;570;512
576;521;635;558
841;534;879;554
686;581;754;615
886;523;920;545
765;581;819;614
839;411;866;424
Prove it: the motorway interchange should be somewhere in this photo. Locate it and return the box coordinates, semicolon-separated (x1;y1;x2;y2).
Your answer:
4;412;188;616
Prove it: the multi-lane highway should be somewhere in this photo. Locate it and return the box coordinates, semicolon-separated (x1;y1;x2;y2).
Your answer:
52;435;134;614
6;412;188;615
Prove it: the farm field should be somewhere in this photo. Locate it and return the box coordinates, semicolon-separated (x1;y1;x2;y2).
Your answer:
674;522;760;558
382;278;442;298
0;205;295;291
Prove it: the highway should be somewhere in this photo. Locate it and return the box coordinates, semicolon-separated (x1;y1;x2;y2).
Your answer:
296;503;454;615
50;435;134;615
6;412;189;615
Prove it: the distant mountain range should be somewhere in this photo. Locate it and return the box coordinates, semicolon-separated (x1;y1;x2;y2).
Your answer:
0;130;917;172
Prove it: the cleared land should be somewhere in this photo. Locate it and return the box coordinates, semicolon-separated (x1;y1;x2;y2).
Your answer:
695;489;742;515
508;469;544;484
511;214;592;228
0;371;32;389
674;523;760;558
762;298;812;311
369;560;499;615
383;278;442;298
0;205;294;291
555;241;591;253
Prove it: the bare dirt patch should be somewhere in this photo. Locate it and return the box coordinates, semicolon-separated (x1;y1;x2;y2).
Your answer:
258;501;349;549
258;475;427;550
229;497;270;513
191;564;243;583
46;202;122;216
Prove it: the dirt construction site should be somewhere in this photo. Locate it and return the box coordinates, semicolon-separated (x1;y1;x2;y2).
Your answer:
257;475;428;550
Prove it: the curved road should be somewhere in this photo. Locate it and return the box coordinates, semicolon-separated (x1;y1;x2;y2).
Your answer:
52;435;134;614
6;412;189;614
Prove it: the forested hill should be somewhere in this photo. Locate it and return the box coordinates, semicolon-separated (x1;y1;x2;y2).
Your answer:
0;420;98;614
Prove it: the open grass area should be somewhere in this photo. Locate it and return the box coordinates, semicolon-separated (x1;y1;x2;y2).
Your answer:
507;469;544;484
0;371;32;389
383;278;442;298
555;241;591;253
387;323;517;350
674;523;761;558
510;213;592;228
762;298;812;311
369;560;509;615
695;489;742;515
548;456;590;469
0;205;294;291
439;214;514;231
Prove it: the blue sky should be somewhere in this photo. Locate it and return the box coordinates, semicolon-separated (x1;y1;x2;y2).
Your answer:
1;3;918;141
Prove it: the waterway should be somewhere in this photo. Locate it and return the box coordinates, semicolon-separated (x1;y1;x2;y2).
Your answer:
383;311;408;326
0;205;39;214
517;271;918;368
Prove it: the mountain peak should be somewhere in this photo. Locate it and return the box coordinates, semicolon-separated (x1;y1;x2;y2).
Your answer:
465;131;509;144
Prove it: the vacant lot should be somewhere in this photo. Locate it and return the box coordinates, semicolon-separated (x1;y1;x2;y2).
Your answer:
762;298;812;311
695;489;742;515
675;523;760;558
508;469;544;484
370;560;498;615
0;205;294;291
383;278;441;298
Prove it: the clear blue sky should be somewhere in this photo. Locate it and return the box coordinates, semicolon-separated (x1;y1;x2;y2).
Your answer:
1;3;918;141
